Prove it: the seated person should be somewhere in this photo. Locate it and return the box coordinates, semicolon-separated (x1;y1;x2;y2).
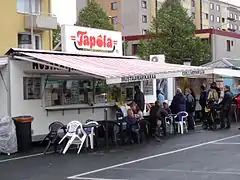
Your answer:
149;101;168;137
133;105;144;121
163;101;171;114
125;109;140;143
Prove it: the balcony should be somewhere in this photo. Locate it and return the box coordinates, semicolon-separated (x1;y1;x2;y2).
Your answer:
25;13;58;31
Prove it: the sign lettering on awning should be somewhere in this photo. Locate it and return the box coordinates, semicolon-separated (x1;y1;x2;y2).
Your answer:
121;74;156;83
182;69;205;76
32;62;74;72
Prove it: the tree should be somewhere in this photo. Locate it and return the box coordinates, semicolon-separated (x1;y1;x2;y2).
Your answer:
52;24;61;48
139;0;210;65
76;0;114;30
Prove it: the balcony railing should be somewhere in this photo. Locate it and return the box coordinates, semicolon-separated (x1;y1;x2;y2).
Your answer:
25;12;58;31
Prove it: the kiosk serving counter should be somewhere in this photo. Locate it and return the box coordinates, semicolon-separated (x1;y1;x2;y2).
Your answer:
0;48;213;141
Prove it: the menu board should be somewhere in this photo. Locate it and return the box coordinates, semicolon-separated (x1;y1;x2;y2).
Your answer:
143;80;153;95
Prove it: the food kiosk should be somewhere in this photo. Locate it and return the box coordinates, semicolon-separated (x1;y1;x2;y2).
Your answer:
0;26;213;141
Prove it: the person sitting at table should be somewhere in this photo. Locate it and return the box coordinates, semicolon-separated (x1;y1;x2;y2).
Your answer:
125;109;140;144
133;104;144;121
163;101;171;114
149;101;168;138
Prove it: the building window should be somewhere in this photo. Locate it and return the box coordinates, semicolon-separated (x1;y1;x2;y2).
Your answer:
44;79;107;106
111;16;118;24
205;13;209;19
18;33;42;50
142;0;147;9
23;77;41;100
210;3;214;10
142;15;147;23
17;0;41;14
142;29;147;35
132;44;139;55
191;0;195;7
234;24;238;30
226;40;231;51
216;16;220;23
111;2;117;10
222;18;225;23
235;14;238;20
230;13;233;18
216;5;220;11
210;15;214;22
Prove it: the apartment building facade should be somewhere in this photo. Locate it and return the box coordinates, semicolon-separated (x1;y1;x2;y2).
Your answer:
0;0;57;55
200;0;240;32
124;29;240;62
77;0;240;36
76;0;155;36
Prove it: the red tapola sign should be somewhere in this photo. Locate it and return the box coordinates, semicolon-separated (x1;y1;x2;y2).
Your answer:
61;25;123;55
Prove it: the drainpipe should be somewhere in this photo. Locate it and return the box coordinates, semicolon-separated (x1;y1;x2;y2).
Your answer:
30;0;35;49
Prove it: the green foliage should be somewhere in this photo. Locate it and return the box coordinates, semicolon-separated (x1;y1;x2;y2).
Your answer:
139;0;210;65
76;0;114;30
52;24;61;48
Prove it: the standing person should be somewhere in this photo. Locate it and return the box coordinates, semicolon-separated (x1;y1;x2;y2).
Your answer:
234;85;240;129
134;85;145;112
199;85;207;121
157;89;165;106
149;101;161;136
211;82;221;98
219;85;233;129
189;88;197;119
207;83;219;102
170;88;186;115
185;88;195;130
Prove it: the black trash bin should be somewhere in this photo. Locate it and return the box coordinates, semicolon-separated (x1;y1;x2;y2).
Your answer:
13;116;34;153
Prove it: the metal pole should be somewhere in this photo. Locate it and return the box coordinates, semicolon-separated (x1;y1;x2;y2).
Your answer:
104;94;108;148
122;25;125;56
30;0;35;49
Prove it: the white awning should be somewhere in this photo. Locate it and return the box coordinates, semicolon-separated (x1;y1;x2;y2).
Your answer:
8;49;213;84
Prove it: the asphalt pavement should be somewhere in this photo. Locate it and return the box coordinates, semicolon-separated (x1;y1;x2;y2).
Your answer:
1;124;240;180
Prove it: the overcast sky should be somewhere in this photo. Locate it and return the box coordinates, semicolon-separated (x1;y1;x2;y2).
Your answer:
51;0;240;25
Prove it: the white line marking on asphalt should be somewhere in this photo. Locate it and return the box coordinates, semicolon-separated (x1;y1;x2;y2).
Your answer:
70;177;128;180
213;142;240;145
67;134;240;179
0;151;54;164
114;167;240;175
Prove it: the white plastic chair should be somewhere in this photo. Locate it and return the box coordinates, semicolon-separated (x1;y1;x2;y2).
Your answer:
174;111;188;134
58;120;87;154
165;114;176;134
85;120;99;150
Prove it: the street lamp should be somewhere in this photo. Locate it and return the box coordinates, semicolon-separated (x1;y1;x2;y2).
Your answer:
212;19;237;61
108;16;126;56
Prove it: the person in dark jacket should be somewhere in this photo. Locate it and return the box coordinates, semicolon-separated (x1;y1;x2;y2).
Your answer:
134;85;145;112
149;101;161;136
199;85;207;121
219;85;233;129
185;88;195;130
125;109;140;143
170;88;186;115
